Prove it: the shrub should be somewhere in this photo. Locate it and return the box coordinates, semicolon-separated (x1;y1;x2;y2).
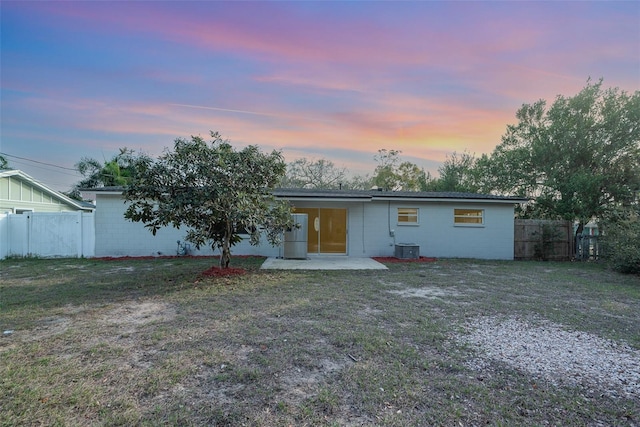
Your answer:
600;209;640;274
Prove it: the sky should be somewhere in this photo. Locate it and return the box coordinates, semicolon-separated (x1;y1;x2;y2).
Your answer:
1;1;639;192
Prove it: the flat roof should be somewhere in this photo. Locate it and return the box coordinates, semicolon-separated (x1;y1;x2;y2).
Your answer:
88;186;528;203
274;188;528;203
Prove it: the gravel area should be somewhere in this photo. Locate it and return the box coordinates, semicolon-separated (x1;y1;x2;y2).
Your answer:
459;316;640;399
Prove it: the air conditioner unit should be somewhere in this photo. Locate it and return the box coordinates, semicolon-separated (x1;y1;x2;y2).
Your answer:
395;243;419;259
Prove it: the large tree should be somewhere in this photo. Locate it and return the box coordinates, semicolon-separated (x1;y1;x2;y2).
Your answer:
123;132;293;268
487;79;640;232
372;149;402;190
282;157;347;189
429;151;487;193
0;154;8;169
341;173;374;190
373;149;431;191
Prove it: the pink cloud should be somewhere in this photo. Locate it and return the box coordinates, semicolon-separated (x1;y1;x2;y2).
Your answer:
5;1;637;184
16;2;552;70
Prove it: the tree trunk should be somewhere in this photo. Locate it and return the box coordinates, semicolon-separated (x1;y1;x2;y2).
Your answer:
220;238;231;268
220;220;232;268
575;221;584;260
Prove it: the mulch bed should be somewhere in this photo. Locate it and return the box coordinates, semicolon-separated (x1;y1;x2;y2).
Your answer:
372;256;437;263
200;266;247;277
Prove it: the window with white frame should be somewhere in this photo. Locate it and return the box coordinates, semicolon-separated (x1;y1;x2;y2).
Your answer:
397;208;418;224
454;209;483;225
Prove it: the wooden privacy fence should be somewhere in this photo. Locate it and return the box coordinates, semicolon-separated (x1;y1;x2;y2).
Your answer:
514;219;574;261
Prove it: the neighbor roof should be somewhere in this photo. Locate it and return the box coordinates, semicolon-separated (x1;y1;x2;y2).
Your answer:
0;169;95;211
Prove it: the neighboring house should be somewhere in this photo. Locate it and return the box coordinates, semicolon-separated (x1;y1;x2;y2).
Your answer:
0;169;94;213
90;187;526;260
0;170;95;259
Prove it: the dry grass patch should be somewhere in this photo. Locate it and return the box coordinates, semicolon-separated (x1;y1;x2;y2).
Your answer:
1;257;639;426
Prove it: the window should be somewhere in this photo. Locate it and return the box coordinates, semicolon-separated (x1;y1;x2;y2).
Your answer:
398;208;418;224
236;224;257;235
454;209;483;225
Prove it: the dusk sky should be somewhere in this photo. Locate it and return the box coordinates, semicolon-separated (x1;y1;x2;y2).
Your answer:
1;1;639;192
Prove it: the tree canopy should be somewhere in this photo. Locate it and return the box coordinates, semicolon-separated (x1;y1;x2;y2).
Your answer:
0;154;8;169
487;79;640;229
429;151;485;193
372;149;431;191
282;158;347;189
123;132;293;268
71;148;150;198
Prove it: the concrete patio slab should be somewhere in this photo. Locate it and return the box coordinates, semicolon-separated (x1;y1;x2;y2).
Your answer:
260;256;388;270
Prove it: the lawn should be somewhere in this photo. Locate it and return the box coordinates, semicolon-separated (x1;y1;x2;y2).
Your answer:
1;257;639;426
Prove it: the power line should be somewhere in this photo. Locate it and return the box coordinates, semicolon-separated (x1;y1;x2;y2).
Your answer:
2;157;81;178
0;152;77;171
1;151;134;182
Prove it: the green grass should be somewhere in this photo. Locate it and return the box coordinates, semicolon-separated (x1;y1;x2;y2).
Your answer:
1;256;639;426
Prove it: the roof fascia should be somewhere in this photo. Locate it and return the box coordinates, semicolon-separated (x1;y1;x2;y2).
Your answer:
93;190;126;195
277;196;372;203
3;170;94;211
371;196;525;204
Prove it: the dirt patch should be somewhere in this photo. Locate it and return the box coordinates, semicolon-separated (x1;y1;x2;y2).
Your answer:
24;316;72;342
99;301;175;328
388;286;462;299
104;266;137;274
277;358;346;404
5;301;175;347
358;305;384;318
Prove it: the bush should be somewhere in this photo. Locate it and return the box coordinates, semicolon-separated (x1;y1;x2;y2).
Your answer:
600;210;640;274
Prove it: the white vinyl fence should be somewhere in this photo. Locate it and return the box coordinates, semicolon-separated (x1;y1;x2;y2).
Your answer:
0;212;95;259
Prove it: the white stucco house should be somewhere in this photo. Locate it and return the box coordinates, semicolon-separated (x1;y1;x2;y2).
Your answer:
88;187;525;260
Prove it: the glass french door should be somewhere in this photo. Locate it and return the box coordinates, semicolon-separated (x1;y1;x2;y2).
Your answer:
295;208;347;254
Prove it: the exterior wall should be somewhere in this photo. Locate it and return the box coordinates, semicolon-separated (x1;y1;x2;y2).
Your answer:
397;202;515;260
94;194;516;260
0;211;95;258
292;200;515;260
0;176;77;213
94;194;280;257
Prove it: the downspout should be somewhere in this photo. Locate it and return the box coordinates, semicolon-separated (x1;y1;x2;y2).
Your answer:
388;200;396;246
388;200;391;236
362;202;366;254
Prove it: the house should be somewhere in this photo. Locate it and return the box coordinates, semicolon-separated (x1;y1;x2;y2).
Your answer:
0;169;94;213
89;187;525;260
0;170;95;259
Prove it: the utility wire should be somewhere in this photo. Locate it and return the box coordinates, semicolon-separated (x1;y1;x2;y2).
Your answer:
1;151;133;181
1;157;80;178
0;152;78;171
